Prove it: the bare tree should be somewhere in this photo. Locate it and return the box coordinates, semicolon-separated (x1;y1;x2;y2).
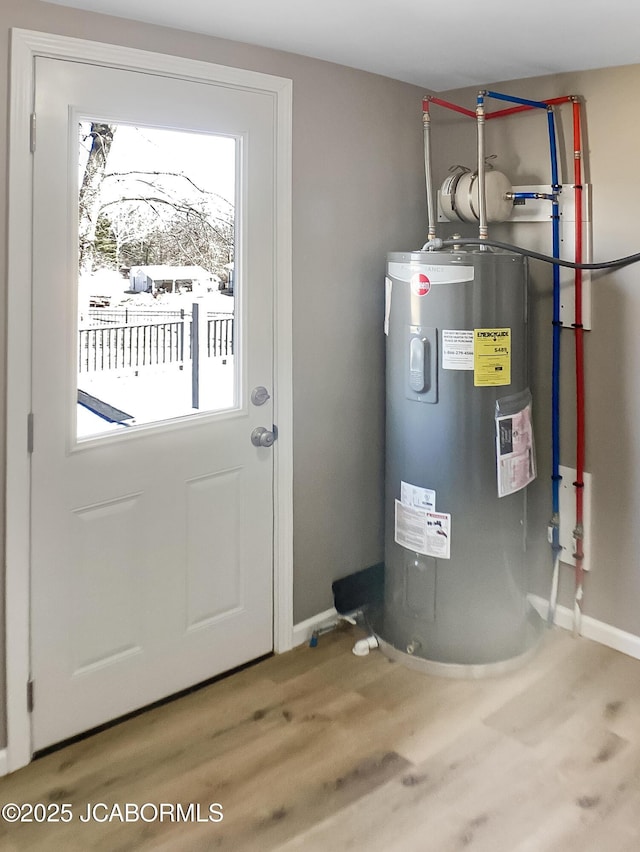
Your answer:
78;123;117;277
98;176;234;275
78;127;235;280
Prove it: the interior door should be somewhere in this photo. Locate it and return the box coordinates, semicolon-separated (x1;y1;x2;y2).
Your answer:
30;56;276;751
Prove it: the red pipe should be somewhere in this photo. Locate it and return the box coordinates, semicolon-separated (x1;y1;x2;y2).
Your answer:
541;96;576;106
486;105;534;120
424;96;476;119
486;96;574;120
573;99;586;613
425;95;575;121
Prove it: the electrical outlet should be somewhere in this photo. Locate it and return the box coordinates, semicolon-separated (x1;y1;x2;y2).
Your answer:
558;464;592;572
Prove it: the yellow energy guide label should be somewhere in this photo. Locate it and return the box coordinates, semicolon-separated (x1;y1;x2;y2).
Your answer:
474;328;511;387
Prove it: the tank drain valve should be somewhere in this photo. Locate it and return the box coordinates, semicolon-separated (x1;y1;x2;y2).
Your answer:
352;636;379;656
406;639;422;655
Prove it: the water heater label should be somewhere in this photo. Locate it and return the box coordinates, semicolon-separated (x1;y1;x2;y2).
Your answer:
474;328;511;386
387;262;474;285
401;481;436;511
384;277;392;335
495;401;536;497
442;330;474;370
395;501;451;560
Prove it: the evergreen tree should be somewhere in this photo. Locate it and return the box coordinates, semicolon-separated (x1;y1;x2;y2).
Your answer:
92;213;118;270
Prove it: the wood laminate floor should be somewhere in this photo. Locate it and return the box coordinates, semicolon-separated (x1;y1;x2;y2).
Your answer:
0;625;639;851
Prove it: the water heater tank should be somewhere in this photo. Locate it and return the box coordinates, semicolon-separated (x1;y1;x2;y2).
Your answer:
373;248;542;676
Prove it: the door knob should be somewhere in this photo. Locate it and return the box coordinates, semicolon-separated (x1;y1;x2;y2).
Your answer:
251;386;271;406
251;426;276;448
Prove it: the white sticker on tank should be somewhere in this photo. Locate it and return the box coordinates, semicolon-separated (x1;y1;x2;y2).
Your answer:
400;481;436;511
425;512;451;559
442;329;474;370
495;402;536;498
387;262;474;284
441;175;456;196
395;501;451;560
384;277;392;336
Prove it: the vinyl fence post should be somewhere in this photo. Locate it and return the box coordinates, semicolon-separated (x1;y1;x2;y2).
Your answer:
191;301;207;409
191;302;200;409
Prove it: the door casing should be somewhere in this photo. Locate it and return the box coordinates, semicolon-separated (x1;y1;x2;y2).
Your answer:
6;28;293;773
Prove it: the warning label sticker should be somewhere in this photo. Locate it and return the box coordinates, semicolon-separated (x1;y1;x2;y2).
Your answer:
496;403;536;497
474;328;511;386
400;480;436;512
394;501;451;559
384;277;392;336
442;329;474;371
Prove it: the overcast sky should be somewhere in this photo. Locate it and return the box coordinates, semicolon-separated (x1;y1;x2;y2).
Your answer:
79;121;237;208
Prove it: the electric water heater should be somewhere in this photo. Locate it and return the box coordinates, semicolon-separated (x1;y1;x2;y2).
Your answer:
373;247;541;676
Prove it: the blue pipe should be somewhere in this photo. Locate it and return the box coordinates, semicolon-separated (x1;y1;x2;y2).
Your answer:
488;91;563;620
485;90;548;110
511;184;560;512
547;108;560;188
548;107;561;522
512;192;542;199
511;192;557;201
547;106;563;624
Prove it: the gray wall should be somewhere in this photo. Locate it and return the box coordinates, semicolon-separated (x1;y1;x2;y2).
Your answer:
5;0;639;757
0;1;429;740
432;65;640;637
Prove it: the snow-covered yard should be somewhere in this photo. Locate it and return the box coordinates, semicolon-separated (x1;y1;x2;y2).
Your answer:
77;280;235;439
78;357;235;438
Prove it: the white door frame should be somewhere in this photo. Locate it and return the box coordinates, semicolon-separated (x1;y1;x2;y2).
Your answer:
6;28;293;773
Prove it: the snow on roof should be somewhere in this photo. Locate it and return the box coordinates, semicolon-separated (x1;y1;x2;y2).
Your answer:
132;265;213;280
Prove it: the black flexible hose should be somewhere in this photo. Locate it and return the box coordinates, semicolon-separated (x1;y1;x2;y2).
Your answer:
429;237;640;270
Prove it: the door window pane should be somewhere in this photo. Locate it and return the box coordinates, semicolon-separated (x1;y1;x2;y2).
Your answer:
76;122;237;440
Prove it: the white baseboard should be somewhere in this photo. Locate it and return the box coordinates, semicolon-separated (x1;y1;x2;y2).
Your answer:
0;749;9;777
291;607;338;648
293;598;640;663
529;594;640;661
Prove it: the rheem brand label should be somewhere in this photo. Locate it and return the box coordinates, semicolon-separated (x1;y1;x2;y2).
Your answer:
387;262;474;285
410;273;431;296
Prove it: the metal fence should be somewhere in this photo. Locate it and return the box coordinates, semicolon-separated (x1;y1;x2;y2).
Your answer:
208;317;234;357
85;308;188;326
78;313;234;374
79;322;185;373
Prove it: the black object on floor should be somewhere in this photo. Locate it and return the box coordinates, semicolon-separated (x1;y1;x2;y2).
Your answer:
332;562;384;615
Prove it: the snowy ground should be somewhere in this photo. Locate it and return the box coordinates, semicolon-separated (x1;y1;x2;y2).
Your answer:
77;280;236;439
77;356;235;439
79;270;235;318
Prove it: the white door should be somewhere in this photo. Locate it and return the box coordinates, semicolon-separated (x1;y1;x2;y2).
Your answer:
30;57;277;751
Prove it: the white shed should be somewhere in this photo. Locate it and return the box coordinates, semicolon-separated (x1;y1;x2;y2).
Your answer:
129;265;217;294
